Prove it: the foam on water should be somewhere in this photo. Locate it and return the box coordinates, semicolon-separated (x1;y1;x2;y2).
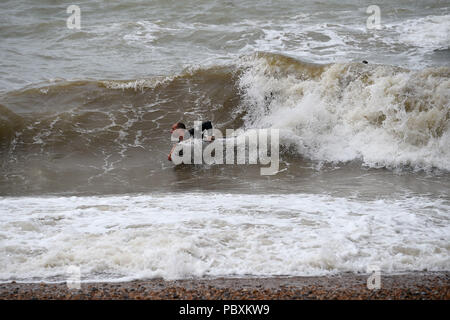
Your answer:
100;77;172;91
1;1;449;91
0;1;449;283
0;193;448;282
238;54;450;171
390;14;450;52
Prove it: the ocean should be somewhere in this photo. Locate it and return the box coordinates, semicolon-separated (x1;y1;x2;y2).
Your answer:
0;0;449;282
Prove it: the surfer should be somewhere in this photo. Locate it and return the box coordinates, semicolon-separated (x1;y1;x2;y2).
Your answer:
168;121;214;161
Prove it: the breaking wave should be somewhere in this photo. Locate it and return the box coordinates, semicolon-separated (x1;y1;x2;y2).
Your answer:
238;53;450;171
0;52;448;193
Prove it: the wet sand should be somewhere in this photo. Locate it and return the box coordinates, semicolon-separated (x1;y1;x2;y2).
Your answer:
0;272;448;300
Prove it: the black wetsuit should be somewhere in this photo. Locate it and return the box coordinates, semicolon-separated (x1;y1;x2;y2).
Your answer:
187;121;213;138
173;121;213;160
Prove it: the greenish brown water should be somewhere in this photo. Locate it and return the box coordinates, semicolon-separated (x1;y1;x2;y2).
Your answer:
0;0;448;283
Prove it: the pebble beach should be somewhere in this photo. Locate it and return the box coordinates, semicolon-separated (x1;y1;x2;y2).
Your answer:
1;272;448;300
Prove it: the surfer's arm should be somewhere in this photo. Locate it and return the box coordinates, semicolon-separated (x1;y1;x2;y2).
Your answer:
168;135;184;161
168;144;177;161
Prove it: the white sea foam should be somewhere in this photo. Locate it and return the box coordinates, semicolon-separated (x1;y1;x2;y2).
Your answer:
238;55;450;171
239;20;351;64
391;14;450;51
0;193;448;282
122;21;161;46
100;77;171;91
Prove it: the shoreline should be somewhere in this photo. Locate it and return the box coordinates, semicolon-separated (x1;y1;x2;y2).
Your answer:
1;272;448;300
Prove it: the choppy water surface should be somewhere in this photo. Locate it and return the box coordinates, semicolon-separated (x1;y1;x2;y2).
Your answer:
0;0;449;282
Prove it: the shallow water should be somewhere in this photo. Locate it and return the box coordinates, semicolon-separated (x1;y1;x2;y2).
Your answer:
0;0;449;282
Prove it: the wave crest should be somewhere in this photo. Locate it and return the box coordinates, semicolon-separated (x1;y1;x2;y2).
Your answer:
0;53;448;172
238;53;450;171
